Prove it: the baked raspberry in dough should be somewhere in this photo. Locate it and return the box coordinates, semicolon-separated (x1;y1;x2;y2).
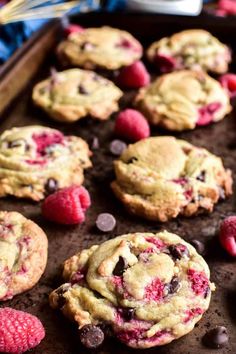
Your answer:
135;70;231;131
49;231;215;349
0;125;91;201
0;211;48;301
32;69;123;123
57;26;143;70
147;29;231;74
111;137;232;222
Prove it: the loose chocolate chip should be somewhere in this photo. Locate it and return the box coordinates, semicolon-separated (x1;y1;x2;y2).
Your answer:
44;178;58;194
91;136;99;150
109;139;127;156
127;156;138;164
165;276;180;295
96;213;116;232
196;171;206;182
113;256;128;276
78;84;89;95
203;326;229;349
79;324;104;349
168;243;189;260
191;239;206;256
118;307;135;321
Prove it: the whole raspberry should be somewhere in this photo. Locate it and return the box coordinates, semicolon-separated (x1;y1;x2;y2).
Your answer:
219;74;236;98
219;216;236;256
115;109;150;142
117;61;150;89
65;24;85;36
0;307;45;353
42;186;91;225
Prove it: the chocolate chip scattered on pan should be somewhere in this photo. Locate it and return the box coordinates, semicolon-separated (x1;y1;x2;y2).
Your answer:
191;239;206;256
79;324;104;349
203;326;229;349
96;213;116;232
91;136;99;150
109;139;127;156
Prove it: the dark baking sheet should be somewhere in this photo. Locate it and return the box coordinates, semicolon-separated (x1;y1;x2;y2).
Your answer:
0;12;236;354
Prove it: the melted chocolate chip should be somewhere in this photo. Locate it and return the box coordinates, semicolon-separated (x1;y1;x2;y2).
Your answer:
127;156;138;164
78;85;89;95
113;256;128;276
96;213;116;232
118;307;135;321
79;324;104;349
203;326;229;349
109;139;127;156
44;178;58;194
191;239;206;256
168;243;189;260
196;170;206;182
204;286;211;299
165;276;180;295
55;285;69;308
8;139;26;149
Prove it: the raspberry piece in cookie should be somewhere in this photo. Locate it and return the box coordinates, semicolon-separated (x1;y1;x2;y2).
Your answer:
219;216;236;256
0;211;48;301
64;24;85;36
33;69;123;123
115;109;150;142
42;186;91;225
49;231;215;349
0;307;45;353
135;70;231;131
147;29;231;74
111;136;232;222
219;73;236;98
0;125;91;201
117;61;150;89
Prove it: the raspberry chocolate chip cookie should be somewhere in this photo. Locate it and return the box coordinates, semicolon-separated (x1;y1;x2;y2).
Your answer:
57;26;143;70
0;211;48;301
49;231;215;349
111;137;232;222
135;70;231;131
0;125;91;201
32;69;123;123
147;29;231;74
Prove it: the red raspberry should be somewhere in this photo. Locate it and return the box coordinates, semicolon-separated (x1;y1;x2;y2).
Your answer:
219;216;236;256
115;109;150;142
117;61;150;89
65;24;85;36
42;186;91;225
219;74;236;98
218;0;236;14
0;307;45;353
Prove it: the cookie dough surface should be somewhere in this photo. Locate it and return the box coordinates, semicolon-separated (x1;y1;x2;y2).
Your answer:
147;29;231;74
57;26;143;70
135;70;231;131
33;69;123;122
0;211;48;301
111;137;232;222
50;231;215;349
0;125;92;201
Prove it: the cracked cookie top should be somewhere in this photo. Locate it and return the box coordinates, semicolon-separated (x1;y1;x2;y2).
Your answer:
0;125;91;200
49;231;214;349
147;29;231;74
33;69;123;122
57;26;143;70
111;137;232;221
135;70;231;131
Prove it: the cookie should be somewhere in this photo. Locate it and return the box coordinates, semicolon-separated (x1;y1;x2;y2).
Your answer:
135;70;232;131
0;125;92;201
57;26;143;70
111;137;232;222
32;69;123;123
49;231;215;349
0;211;48;301
147;29;231;74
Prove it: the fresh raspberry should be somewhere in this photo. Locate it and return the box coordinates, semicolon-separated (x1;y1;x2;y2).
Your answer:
219;74;236;98
154;54;177;73
0;307;45;353
197;102;222;126
219;216;236;256
65;24;85;36
115;109;150;142
42;186;91;225
117;61;150;89
218;0;236;14
187;269;209;296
